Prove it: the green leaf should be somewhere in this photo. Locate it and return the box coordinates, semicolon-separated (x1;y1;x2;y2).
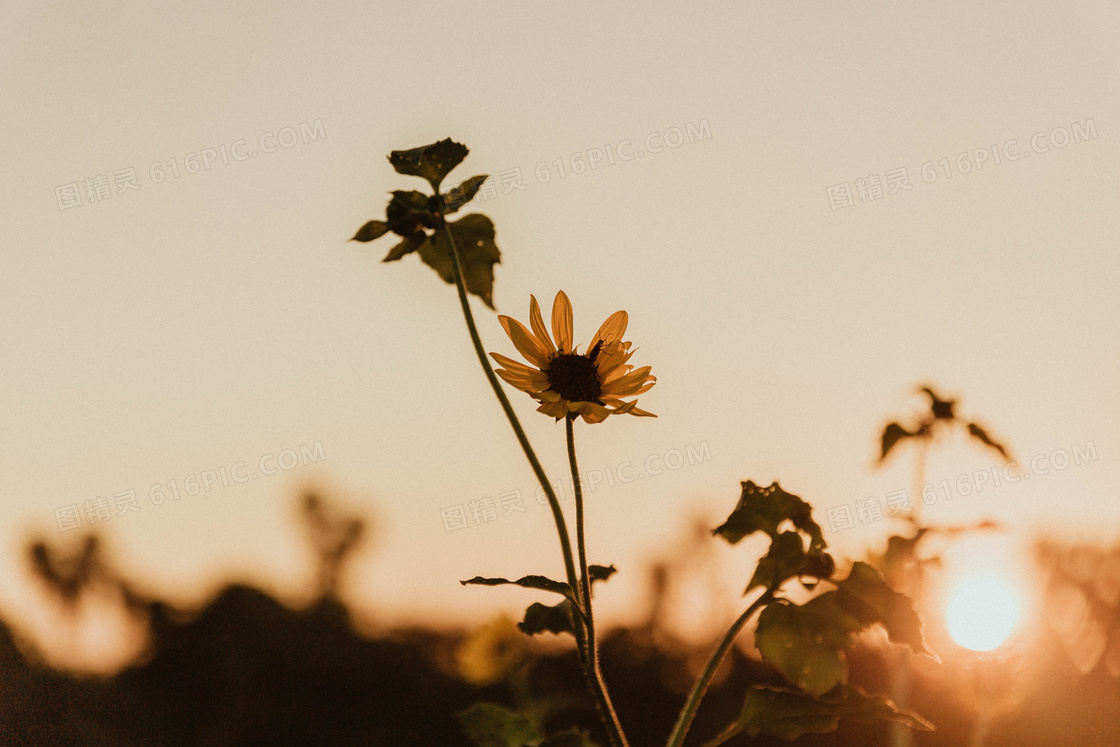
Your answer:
350;220;390;242
388;138;469;189
460;574;573;599
422;214;501;309
714;481;826;554
967;422;1010;460
747;532;835;594
755;593;864;696
879;422;912;462
541;730;601;747
836;562;934;658
444;175;490;214
456;702;543;747
382;231;429;262
519;600;576;636
733;685;934;741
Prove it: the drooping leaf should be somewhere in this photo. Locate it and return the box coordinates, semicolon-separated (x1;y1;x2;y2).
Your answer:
388;138;469;189
714;481;825;554
755;593;864;696
519;600;576;636
350;220;390;242
879;422;912;462
731;685;933;741
456;702;542;747
514;567;615;638
835;561;934;658
967;422;1010;460
747;532;834;594
382;231;429;262
460;574;573;598
422;213;501;309
444;175;490;214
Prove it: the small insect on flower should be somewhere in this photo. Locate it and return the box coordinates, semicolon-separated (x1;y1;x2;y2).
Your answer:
490;291;656;424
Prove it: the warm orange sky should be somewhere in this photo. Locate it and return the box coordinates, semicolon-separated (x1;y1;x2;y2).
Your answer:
2;2;1118;657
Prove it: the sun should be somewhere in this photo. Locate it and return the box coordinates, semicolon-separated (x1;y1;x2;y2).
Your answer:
945;571;1024;652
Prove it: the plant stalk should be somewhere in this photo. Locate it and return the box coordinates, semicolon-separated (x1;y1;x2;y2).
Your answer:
666;588;774;747
441;213;620;742
566;416;629;747
438;216;581;598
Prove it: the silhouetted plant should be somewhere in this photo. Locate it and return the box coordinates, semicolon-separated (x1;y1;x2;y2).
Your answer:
351;138;936;746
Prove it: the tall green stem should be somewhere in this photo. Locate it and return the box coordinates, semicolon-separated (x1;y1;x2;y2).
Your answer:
566;416;628;747
666;588;774;747
438;217;580;597
440;215;620;741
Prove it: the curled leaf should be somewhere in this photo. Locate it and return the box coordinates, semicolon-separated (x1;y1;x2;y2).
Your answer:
714;481;825;553
747;531;834;594
444;175;490;214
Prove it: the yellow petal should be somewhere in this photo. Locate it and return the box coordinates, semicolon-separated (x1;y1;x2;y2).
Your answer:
529;295;556;355
499;315;550;368
551;291;574;353
590;310;628;348
490;352;543;378
601;366;654;396
537;399;569;420
579;402;612;424
495;367;542;394
626;405;657;417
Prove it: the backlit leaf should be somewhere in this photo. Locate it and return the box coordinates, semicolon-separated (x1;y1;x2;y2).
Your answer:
423;214;501;309
755;593;864;696
836;561;933;657
457;702;542;747
732;685;934;741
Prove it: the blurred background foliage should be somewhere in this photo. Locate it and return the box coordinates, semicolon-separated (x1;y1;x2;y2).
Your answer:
2;492;1120;745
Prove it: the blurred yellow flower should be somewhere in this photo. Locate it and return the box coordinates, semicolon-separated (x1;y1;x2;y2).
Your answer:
491;291;656;424
456;614;524;685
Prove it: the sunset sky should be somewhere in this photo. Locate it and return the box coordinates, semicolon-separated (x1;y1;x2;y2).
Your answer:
2;1;1118;661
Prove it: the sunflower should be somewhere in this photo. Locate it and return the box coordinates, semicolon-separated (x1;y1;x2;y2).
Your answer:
490;291;656;424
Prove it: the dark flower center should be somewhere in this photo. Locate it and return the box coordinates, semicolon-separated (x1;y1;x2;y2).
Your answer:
546;353;602;403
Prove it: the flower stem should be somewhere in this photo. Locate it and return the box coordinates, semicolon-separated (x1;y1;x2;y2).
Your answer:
666;588;774;747
438;218;581;598
566;416;629;747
